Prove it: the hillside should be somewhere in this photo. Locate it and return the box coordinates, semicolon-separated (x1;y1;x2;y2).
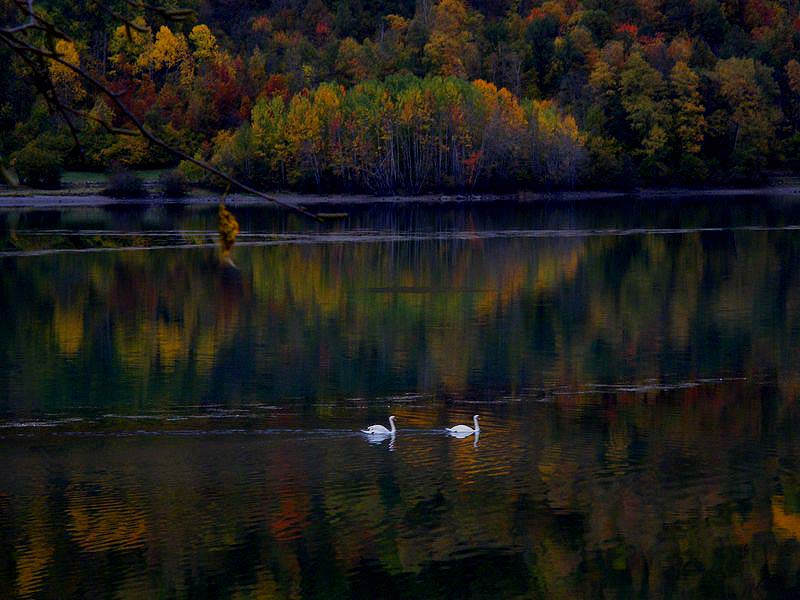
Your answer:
2;0;800;192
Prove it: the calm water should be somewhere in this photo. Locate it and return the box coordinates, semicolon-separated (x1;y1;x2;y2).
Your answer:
2;196;800;598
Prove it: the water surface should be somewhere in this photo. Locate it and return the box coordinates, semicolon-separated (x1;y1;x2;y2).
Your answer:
2;196;800;598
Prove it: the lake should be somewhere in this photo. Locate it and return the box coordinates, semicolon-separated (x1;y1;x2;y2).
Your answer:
2;195;800;598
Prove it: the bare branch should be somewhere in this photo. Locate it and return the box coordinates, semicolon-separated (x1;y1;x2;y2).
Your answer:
0;0;35;34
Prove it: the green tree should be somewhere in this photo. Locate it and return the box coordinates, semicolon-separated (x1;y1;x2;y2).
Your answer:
619;52;671;179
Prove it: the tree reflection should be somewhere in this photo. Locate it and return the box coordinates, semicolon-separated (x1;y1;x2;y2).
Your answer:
2;202;800;596
2;217;800;412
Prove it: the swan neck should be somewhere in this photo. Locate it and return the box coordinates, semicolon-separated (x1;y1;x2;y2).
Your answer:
474;416;480;432
389;418;396;434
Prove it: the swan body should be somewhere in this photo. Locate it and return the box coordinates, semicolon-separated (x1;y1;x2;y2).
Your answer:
362;415;396;435
446;415;480;435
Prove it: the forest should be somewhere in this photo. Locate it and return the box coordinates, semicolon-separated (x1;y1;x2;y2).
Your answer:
2;0;800;193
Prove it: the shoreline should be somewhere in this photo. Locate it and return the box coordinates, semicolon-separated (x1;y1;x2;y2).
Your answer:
1;185;799;209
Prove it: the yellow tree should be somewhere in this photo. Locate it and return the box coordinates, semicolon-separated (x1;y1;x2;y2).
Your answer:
670;61;706;154
108;17;152;75
149;26;192;84
669;60;708;180
312;83;344;175
423;0;480;78
284;93;323;185
470;79;527;186
189;24;218;63
667;60;708;180
527;100;586;187
252;95;289;182
48;40;86;103
710;57;780;174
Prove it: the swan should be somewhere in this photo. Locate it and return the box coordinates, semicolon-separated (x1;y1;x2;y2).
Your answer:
362;415;396;435
446;414;480;435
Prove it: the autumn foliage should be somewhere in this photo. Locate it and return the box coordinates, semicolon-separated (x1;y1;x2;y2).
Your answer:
3;0;800;191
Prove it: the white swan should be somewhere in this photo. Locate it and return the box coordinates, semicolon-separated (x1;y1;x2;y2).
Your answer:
362;415;396;435
446;414;480;435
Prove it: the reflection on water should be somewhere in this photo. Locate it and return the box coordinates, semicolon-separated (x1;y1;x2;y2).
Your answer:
2;197;800;597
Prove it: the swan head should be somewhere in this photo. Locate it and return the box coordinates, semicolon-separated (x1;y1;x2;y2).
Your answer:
473;414;479;420
389;415;396;421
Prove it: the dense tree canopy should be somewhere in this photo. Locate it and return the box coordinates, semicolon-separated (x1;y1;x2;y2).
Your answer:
2;0;800;191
